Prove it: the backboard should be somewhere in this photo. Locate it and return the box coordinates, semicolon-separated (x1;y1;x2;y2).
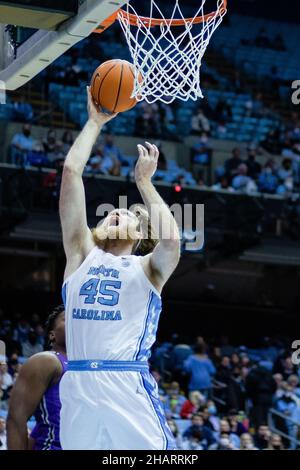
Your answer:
0;0;126;91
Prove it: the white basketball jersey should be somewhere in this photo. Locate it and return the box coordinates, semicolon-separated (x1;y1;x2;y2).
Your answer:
62;246;162;361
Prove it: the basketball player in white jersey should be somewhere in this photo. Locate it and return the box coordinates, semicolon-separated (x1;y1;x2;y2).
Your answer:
59;88;180;450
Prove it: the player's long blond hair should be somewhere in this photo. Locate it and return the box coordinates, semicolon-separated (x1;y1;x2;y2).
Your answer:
92;205;158;256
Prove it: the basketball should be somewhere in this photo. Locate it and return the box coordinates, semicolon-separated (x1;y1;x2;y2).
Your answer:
90;59;141;114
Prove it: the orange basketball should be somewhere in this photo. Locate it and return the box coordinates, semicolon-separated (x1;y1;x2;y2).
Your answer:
90;59;142;114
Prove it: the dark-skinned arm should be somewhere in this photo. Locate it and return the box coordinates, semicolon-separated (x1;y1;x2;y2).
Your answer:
7;353;60;450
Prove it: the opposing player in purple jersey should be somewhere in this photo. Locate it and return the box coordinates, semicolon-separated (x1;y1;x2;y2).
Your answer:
7;306;67;450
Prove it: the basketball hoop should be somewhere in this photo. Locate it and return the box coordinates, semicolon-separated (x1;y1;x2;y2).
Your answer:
95;0;227;104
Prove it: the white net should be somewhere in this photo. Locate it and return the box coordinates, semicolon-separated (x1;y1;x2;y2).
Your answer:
118;0;227;104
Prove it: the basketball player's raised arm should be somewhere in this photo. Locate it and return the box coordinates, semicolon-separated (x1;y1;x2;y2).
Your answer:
135;142;181;288
7;353;59;450
60;88;116;272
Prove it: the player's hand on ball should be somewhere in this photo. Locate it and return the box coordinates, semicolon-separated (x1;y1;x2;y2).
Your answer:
135;142;159;184
87;86;117;127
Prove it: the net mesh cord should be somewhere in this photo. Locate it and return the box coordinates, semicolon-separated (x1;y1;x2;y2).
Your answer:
118;0;226;104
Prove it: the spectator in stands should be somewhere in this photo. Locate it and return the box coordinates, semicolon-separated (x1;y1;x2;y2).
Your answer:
277;158;293;182
0;362;13;410
27;142;49;168
276;176;294;196
1;322;21;358
11;124;34;166
255;28;271;48
215;355;231;384
180;391;206;419
224;148;243;182
266;433;284;450
227;410;248;436
245;146;262;179
287;375;300;399
21;329;43;359
231;353;240;367
232;164;257;193
167;381;182;396
275;383;300;448
240;433;257;450
191;132;212;166
261;129;281;154
165;393;186;419
191;108;211;135
164;382;186;418
183;413;216;449
42;130;64;167
209;432;238;450
43;129;58;156
273;353;298;380
228;368;248;412
201;402;220;433
0;417;7;450
103;134;125;164
182;429;205;450
184;343;216;397
216;418;240;449
13;318;30;344
212;175;234;192
87;145;113;175
245;363;277;429
215;121;228;139
12;95;34;123
254;424;272;450
194;170;207;188
214;99;232;123
258;161;279;194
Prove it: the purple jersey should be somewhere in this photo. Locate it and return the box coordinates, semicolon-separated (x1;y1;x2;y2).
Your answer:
31;352;67;450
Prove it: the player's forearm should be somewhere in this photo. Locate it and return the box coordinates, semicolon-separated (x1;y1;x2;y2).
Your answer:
136;179;180;244
7;415;29;450
64;119;102;175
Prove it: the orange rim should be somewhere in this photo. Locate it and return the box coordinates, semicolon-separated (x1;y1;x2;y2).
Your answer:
94;0;227;33
120;0;227;27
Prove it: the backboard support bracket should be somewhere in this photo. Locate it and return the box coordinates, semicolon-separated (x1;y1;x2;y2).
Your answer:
0;0;126;91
